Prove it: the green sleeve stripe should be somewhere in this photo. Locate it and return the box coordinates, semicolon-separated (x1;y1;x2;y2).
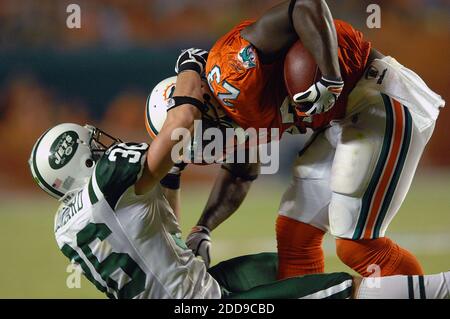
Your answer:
88;168;104;205
88;179;98;204
92;169;104;198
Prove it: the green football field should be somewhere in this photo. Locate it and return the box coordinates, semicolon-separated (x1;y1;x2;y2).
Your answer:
0;172;449;298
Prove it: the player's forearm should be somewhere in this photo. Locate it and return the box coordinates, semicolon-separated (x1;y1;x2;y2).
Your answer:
197;162;259;230
173;70;203;98
292;0;341;80
145;120;190;190
197;168;254;231
145;72;202;188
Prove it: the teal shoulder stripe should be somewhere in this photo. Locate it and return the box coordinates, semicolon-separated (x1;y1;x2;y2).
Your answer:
88;178;99;205
353;94;394;239
373;105;412;238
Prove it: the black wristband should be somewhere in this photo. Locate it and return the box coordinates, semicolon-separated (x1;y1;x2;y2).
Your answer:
160;173;181;190
178;62;202;74
167;96;205;112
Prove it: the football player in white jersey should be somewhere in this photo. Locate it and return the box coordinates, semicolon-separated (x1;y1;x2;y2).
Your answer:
29;120;450;299
31;123;218;299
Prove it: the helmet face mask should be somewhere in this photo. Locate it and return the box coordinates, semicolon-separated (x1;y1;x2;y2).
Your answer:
86;125;122;162
29;123;120;201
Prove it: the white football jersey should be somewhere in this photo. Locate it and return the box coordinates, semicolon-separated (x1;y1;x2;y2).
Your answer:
54;142;221;299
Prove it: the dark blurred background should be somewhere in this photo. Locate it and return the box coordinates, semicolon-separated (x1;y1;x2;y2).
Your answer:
0;0;449;192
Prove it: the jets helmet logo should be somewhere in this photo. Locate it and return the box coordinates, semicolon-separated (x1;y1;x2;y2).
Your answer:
49;131;79;169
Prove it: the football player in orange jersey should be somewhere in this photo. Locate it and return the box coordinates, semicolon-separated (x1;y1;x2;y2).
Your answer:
145;0;445;279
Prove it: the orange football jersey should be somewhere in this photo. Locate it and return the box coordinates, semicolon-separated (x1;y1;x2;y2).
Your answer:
205;19;371;136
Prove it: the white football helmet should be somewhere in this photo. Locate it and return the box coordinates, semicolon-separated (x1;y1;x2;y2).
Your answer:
29;123;121;200
145;76;239;137
145;76;245;163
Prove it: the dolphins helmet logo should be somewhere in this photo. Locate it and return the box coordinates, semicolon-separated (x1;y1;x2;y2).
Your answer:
238;45;257;69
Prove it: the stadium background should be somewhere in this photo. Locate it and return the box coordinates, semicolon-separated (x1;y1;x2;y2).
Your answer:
0;0;449;298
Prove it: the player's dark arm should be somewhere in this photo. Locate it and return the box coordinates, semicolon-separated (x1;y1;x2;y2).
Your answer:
196;162;260;231
186;152;259;267
241;0;341;80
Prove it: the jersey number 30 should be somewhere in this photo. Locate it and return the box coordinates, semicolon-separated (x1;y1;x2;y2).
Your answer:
61;223;146;299
108;143;147;164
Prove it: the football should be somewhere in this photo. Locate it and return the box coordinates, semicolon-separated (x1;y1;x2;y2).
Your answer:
284;40;321;99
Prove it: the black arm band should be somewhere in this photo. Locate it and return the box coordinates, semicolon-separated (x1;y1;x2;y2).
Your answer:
160;174;181;190
167;96;204;112
221;164;259;182
178;62;202;74
288;0;296;31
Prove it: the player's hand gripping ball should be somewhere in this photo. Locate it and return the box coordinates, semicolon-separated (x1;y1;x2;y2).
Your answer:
284;41;344;117
175;48;209;75
293;77;344;116
186;226;211;268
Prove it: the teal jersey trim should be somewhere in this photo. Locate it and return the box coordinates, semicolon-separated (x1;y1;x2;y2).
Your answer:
373;105;412;238
353;94;394;239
